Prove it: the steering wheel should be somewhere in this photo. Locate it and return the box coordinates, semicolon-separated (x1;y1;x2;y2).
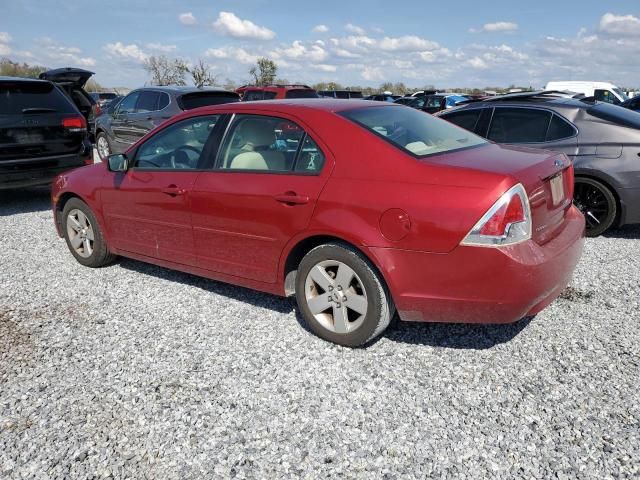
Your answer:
170;145;201;169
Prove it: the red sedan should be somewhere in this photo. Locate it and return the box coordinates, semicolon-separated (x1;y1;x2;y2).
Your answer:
52;100;585;346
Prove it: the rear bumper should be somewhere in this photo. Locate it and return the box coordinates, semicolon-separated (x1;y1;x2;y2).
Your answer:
0;152;92;190
619;187;640;226
368;205;585;324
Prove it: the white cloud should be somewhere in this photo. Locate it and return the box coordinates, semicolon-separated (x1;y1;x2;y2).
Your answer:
205;46;258;65
145;43;177;53
345;23;366;35
468;57;489;69
379;35;439;52
312;24;329;33
361;66;384;81
0;32;11;43
179;12;196;26
34;38;96;67
471;22;519;33
213;12;275;40
599;13;640;36
104;42;148;63
311;64;337;72
0;32;11;56
271;40;328;63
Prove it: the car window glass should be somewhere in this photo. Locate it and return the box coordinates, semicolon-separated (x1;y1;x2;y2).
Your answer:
218;115;305;172
157;93;170;110
136;91;161;113
179;92;239;110
263;91;278;100
294;136;325;174
349;92;363;99
0;81;76;114
488;108;552;143
442;109;482;132
285;89;318;99
134;115;219;170
341;105;487;157
117;92;140;114
336;91;349;99
243;91;263;101
594;89;617;104
546;115;576;141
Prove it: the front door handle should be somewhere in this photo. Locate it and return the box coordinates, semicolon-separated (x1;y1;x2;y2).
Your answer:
274;192;309;205
162;185;186;197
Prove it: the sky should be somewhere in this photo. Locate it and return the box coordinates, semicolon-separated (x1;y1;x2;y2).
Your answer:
1;0;640;89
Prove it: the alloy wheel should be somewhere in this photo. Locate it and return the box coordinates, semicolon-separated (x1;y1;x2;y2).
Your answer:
97;135;110;161
573;181;612;232
66;209;95;258
304;260;368;334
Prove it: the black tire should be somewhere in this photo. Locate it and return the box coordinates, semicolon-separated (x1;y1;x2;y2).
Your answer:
295;242;394;347
61;198;116;267
574;177;617;237
95;131;112;162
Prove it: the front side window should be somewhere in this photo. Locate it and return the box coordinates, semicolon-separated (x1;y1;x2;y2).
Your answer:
217;115;324;174
594;89;619;105
488;108;552;143
134;115;219;169
117;92;140;114
341;105;487;157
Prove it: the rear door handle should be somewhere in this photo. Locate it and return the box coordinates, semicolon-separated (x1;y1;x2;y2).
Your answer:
274;192;309;205
162;185;186;197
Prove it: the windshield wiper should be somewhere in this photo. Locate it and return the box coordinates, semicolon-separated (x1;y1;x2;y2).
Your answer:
22;107;57;114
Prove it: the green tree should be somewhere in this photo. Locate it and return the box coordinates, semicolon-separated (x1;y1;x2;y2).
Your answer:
249;58;278;86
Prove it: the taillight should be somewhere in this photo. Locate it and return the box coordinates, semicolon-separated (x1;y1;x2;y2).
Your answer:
62;116;87;133
94;103;102;116
461;183;532;247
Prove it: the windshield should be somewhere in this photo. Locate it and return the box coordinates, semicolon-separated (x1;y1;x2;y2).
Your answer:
613;88;629;101
341;105;487;157
587;102;640;129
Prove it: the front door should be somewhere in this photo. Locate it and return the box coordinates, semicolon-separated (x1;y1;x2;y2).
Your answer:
110;91;140;151
190;114;333;283
101;114;222;265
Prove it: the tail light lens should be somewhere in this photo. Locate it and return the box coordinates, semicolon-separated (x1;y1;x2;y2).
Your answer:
461;183;532;247
94;103;102;116
62;116;87;133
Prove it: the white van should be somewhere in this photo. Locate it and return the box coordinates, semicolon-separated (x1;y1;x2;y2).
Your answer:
545;81;628;104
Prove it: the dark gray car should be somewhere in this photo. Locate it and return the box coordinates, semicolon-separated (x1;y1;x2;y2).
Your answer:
94;86;239;161
437;91;640;236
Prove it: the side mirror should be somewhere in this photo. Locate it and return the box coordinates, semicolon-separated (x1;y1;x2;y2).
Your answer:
107;154;129;172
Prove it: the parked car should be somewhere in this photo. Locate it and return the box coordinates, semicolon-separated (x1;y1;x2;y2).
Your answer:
52;100;584;347
93;86;239;161
421;94;469;113
39;68;98;141
364;94;402;102
437;91;640;236
236;84;319;100
0;76;92;189
318;90;364;99
90;92;118;107
545;81;628;105
620;95;640;112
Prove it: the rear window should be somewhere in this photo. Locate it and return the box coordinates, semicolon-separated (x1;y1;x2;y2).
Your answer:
178;92;240;110
349;92;363;99
587;102;640;129
99;93;117;100
285;89;319;99
341;105;487;157
0;81;76;115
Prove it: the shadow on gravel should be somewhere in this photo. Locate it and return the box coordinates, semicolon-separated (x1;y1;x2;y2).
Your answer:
0;187;51;216
603;224;640;239
118;259;295;314
382;316;534;349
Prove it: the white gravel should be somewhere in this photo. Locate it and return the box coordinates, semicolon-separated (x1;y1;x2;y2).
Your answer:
1;187;638;479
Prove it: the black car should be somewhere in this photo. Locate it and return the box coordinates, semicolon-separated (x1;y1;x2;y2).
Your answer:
39;68;97;141
620;95;640;112
90;92;118;107
94;86;240;161
0;76;92;189
318;90;364;99
438;91;640;236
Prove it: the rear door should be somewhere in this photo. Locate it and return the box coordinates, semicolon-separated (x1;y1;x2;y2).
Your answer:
190;112;334;283
101;114;221;264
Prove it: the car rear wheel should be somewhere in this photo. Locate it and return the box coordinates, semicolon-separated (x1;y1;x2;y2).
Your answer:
295;243;393;347
573;178;617;237
96;132;111;162
62;198;116;267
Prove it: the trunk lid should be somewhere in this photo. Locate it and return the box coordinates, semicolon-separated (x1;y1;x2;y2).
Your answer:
428;143;574;244
39;68;94;88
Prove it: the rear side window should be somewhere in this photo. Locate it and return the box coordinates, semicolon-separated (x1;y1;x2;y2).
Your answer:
546;115;576;141
342;105;487;157
295;136;325;173
243;91;263;101
157;93;170;110
263;91;278;100
442;109;482;132
285;89;318;99
0;81;76;115
179;92;239;110
136;91;161;113
488;108;552;143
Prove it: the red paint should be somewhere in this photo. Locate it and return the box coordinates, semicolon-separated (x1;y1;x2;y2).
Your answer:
52;100;585;325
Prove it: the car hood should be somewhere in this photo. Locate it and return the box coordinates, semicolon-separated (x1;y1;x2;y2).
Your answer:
39;68;94;88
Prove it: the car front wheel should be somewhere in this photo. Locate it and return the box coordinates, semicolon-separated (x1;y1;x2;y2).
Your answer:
62;198;116;267
295;243;393;347
573;177;617;237
95;132;112;162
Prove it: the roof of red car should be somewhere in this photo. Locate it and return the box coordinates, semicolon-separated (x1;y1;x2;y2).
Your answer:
200;99;400;114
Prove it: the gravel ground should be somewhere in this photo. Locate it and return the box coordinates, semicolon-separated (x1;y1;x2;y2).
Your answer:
0;188;638;479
